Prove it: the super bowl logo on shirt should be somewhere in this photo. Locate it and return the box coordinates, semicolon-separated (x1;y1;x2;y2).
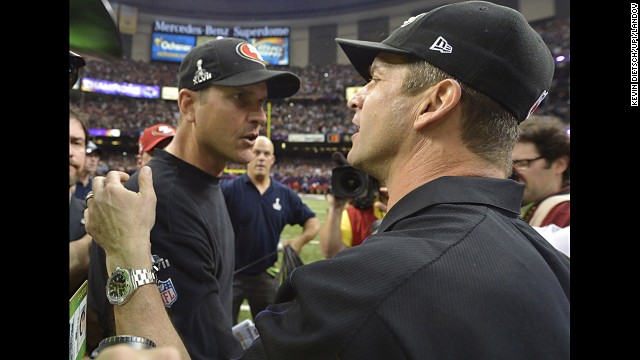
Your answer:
158;278;178;307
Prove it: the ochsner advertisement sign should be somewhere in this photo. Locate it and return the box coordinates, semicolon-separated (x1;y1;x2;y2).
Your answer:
152;20;290;65
251;37;289;65
151;33;195;62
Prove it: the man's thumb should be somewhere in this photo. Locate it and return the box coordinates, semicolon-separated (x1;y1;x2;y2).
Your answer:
138;166;156;203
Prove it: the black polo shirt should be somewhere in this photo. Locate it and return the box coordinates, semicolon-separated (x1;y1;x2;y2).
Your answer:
241;176;570;359
88;149;243;360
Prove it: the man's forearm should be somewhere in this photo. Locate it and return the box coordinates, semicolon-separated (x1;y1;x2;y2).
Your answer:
319;209;347;258
105;243;191;360
285;217;321;254
113;284;191;360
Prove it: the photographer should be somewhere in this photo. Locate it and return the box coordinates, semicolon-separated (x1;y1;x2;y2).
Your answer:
319;153;388;258
84;3;568;358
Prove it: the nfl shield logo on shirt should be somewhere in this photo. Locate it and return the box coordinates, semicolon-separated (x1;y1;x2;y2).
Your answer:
158;278;178;307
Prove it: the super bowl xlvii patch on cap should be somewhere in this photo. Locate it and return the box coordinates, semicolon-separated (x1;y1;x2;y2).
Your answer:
177;37;301;99
335;1;555;122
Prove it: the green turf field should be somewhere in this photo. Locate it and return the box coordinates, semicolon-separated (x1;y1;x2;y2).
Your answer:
237;195;328;323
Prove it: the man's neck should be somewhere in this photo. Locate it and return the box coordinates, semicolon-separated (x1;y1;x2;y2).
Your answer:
250;173;271;195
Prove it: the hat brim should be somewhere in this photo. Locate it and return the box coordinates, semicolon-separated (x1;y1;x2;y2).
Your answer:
142;136;173;154
86;149;102;156
213;69;301;99
336;38;412;81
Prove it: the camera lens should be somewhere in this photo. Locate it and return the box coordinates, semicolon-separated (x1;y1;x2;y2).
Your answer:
340;171;364;193
331;166;369;198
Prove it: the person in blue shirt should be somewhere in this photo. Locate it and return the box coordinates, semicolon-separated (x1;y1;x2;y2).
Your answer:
221;135;321;324
85;3;568;358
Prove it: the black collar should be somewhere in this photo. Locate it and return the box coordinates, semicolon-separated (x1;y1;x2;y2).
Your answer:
378;176;524;233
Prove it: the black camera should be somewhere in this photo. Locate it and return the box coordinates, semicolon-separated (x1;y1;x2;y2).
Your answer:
331;166;380;209
331;165;371;199
330;152;379;208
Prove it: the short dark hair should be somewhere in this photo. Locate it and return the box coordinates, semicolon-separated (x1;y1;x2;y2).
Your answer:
402;57;519;176
517;115;570;184
70;108;89;144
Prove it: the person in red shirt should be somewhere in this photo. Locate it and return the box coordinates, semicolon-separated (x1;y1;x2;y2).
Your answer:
511;115;570;228
320;177;388;258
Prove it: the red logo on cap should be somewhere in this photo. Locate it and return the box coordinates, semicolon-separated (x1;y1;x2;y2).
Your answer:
236;43;266;65
151;125;175;137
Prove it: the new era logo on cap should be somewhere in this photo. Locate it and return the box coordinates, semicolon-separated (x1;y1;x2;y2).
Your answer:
429;37;452;54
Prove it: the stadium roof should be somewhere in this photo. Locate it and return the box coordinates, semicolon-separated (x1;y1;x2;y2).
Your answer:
111;0;439;22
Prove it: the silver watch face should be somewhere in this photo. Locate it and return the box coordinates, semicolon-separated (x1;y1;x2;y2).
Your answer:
106;268;132;305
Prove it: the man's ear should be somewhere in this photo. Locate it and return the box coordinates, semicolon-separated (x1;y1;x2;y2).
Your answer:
178;89;196;123
414;79;461;131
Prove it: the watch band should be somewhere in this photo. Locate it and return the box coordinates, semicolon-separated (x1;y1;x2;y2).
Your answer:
129;268;157;287
90;335;156;359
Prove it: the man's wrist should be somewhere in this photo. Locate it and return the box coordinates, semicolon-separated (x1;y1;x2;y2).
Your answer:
105;240;153;273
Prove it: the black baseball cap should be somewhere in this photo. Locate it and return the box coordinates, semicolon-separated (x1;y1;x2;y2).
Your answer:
335;1;555;122
70;51;86;70
178;37;301;99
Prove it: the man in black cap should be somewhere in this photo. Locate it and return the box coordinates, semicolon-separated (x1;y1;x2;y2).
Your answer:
86;2;569;359
86;37;300;360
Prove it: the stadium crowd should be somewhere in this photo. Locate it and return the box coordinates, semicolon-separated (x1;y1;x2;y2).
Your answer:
69;16;569;191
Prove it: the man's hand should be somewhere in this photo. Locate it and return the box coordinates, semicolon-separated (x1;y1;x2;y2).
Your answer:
326;193;350;210
373;187;389;213
84;166;157;269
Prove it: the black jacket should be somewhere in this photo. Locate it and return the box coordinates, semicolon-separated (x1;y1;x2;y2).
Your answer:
241;176;570;360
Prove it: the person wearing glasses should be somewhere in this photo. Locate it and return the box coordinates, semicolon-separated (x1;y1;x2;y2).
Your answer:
511;115;570;228
85;2;569;359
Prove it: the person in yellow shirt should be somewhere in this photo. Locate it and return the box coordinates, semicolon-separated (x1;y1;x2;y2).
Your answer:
320;179;388;258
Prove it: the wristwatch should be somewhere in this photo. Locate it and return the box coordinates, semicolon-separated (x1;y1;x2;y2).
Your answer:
90;335;156;359
106;267;157;305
